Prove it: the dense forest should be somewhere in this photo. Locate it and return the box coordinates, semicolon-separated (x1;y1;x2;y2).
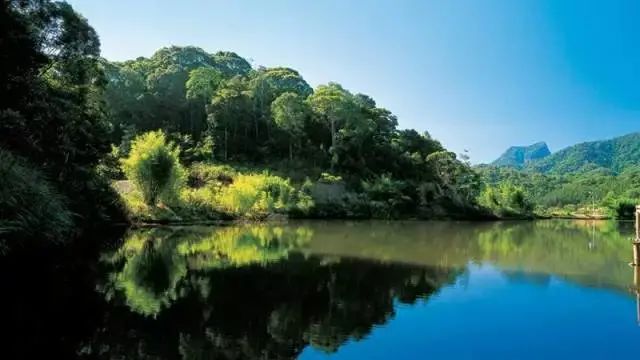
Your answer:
0;0;488;252
100;45;489;222
2;0;638;254
480;133;640;218
1;0;128;252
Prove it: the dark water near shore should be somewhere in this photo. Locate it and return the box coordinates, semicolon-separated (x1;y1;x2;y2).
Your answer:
2;220;640;359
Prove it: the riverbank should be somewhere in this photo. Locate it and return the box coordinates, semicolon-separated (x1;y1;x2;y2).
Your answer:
113;160;492;224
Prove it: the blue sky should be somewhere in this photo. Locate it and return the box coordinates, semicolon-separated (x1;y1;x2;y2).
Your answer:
67;0;640;163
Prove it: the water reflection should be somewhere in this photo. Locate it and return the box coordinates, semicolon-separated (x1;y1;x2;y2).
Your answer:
3;220;638;359
100;226;313;316
303;220;634;291
91;224;459;358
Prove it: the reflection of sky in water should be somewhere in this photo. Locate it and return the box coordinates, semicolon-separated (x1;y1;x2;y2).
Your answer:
300;263;640;359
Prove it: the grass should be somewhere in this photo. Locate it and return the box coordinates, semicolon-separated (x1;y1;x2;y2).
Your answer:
0;149;73;253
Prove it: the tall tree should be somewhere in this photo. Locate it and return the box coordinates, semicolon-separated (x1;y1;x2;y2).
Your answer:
185;67;223;136
307;83;356;166
271;92;309;160
1;0;109;177
207;76;252;161
250;67;312;142
1;0;124;225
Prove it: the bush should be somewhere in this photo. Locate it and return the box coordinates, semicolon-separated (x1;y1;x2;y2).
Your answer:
187;163;236;188
478;183;533;218
121;131;185;206
96;145;125;180
610;198;636;220
214;173;297;219
0;149;73;253
362;175;412;218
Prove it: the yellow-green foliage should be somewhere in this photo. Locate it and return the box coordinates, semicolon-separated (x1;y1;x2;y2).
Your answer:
116;160;314;221
177;225;312;268
121;131;185;206
103;229;187;317
182;164;314;220
215;173;294;218
119;187;183;222
101;225;313;316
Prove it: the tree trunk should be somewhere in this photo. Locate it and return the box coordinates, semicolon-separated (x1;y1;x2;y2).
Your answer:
254;112;259;142
330;117;337;169
224;127;228;161
330;117;336;150
289;141;293;161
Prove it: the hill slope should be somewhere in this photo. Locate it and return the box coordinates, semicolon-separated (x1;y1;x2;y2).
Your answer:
527;132;640;174
491;142;550;168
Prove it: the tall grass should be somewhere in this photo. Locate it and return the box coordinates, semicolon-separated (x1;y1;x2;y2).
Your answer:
121;131;185;206
0;149;73;253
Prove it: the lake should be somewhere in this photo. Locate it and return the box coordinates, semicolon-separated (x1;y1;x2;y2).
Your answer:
3;220;640;359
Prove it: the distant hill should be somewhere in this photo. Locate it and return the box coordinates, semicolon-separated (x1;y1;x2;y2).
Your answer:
528;132;640;174
490;132;640;174
491;142;550;168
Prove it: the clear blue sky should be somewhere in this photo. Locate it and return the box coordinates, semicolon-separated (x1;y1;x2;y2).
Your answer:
67;0;640;163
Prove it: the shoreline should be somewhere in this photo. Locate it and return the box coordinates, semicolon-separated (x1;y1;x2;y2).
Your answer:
123;214;623;228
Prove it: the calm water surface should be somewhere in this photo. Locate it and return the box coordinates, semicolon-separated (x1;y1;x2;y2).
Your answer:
3;220;640;359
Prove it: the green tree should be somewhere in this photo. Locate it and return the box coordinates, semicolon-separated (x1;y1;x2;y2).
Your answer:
249;67;312;143
307;83;356;165
271;92;309;160
211;51;252;77
186;67;223;102
185;67;223;137
207;76;253;161
0;0;124;231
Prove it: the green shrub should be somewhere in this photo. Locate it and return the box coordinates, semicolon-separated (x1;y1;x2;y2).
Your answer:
610;198;636;219
187;163;237;188
293;178;315;215
121;131;185;206
96;145;125;180
0;149;73;253
362;175;412;218
478;183;533;218
214;172;296;219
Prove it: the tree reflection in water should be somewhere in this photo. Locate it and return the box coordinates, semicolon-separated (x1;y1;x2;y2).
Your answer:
87;225;460;359
3;220;637;359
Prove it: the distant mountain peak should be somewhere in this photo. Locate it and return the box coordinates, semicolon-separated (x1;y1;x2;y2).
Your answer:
492;141;551;168
490;132;640;174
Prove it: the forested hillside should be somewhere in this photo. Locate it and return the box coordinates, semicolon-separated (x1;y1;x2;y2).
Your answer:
483;132;640;218
95;45;489;222
491;133;640;174
102;46;452;179
528;132;640;174
1;0;493;251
